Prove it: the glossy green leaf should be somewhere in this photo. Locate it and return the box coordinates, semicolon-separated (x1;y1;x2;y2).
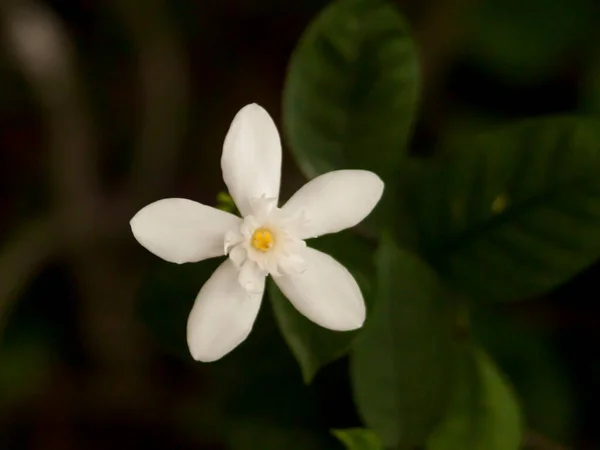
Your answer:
283;0;419;180
270;232;375;383
427;345;523;450
333;428;384;450
351;234;453;448
411;116;600;303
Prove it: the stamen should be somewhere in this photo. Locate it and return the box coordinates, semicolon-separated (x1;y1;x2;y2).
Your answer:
251;228;274;252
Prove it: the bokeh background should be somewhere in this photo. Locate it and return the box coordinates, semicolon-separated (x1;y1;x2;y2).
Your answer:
1;0;600;448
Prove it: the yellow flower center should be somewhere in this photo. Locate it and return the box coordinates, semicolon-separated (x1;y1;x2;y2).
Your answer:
251;228;274;252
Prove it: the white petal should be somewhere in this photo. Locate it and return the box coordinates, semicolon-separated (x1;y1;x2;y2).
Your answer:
130;198;241;264
187;259;265;362
273;247;365;331
239;260;266;294
281;170;384;239
221;104;282;217
229;245;247;268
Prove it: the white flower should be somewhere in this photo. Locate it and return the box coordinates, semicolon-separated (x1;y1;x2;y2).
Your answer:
130;104;384;362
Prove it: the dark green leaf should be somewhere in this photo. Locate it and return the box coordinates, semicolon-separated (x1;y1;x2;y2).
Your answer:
351;234;453;448
333;428;384;450
270;232;375;383
473;311;574;442
283;0;419;180
427;345;523;450
411;116;600;302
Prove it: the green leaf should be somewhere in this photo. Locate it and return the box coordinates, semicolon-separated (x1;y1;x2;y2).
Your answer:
427;345;523;450
410;116;600;303
333;428;384;450
283;0;419;180
270;232;375;383
472;311;574;443
351;234;454;448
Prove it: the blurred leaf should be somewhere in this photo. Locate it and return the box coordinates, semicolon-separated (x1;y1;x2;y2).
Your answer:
269;232;375;383
333;428;384;449
283;0;419;180
427;345;523;450
216;191;239;215
464;0;597;82
581;55;600;114
351;234;453;448
0;334;51;407
410;116;600;303
137;258;220;358
473;311;575;442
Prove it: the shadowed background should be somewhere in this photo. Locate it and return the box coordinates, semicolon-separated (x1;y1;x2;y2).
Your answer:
1;0;599;448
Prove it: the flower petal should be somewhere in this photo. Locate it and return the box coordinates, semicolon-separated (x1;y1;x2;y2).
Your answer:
130;198;241;264
281;170;384;239
221;104;282;217
273;247;365;331
187;259;265;362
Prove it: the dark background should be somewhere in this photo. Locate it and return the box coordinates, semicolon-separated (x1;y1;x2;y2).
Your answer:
1;0;599;448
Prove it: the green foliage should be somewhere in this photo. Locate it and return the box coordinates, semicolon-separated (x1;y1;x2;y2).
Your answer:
427;345;523;450
351;234;454;448
283;0;419;180
332;428;384;450
409;116;600;303
216;191;239;215
464;0;597;82
473;311;575;442
136;1;600;448
269;232;375;383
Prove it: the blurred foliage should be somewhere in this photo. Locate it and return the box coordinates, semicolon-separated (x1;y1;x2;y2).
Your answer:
472;310;575;442
408;117;600;303
351;235;453;448
427;345;523;450
332;428;383;449
2;0;600;448
462;0;598;83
